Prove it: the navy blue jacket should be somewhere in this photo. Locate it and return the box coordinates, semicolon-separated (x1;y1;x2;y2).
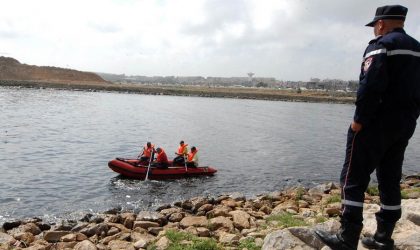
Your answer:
354;28;420;126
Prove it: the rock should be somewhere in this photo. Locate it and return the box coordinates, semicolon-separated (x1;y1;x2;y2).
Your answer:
159;207;182;216
196;227;210;237
207;205;232;218
262;229;313;250
133;221;160;230
106;222;130;233
209;216;234;232
148;226;163;236
259;205;272;215
60;233;77;242
74;240;97;250
121;212;136;229
156;204;172;211
79;223;109;237
107;227;120;236
197;204;213;212
2;221;22;231
0;232;15;246
229;210;251;230
179;216;208;229
215;195;230;204
130;231;155;244
218;231;240;245
407;212;420;226
43;231;71;243
108;239;135;250
137;211;167;226
54;220;77;231
272;200;297;215
221;199;237;208
168;213;184;222
288;227;324;249
134;238;148;249
154;236;170;250
190;196;210;212
325;207;341;217
229;192;246;202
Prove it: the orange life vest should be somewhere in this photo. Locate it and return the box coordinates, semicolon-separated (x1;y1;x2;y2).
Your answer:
156;149;168;163
177;144;188;155
143;144;154;158
188;149;198;162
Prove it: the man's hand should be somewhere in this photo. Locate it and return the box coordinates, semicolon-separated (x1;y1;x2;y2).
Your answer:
351;121;363;132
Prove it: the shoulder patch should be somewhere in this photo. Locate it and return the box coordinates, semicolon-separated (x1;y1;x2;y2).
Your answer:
363;57;373;72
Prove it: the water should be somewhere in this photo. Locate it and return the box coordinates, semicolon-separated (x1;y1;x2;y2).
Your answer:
1;86;419;224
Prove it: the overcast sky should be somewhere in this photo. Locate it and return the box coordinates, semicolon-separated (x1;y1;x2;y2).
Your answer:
1;0;419;81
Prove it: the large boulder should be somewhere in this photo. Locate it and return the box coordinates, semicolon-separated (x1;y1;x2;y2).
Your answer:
74;240;97;250
262;229;313;250
179;216;208;229
229;210;251;230
209;216;234;232
137;211;167;226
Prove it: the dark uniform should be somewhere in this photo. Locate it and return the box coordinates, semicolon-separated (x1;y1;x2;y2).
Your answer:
341;27;420;226
315;5;420;250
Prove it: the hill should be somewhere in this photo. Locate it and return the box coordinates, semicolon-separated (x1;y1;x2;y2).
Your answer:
0;57;107;83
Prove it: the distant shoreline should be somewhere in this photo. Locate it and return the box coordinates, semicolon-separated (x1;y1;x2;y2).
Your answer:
0;79;356;104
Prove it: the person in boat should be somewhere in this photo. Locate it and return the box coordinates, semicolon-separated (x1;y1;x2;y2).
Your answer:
186;146;199;168
151;147;169;169
173;140;188;165
138;142;155;163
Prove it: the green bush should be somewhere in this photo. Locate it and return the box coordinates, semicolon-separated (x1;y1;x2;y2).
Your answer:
295;187;306;201
266;212;307;228
325;194;341;204
151;229;221;250
367;185;379;196
238;238;261;250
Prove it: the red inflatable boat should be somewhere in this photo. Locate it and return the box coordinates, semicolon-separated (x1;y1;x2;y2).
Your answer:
108;158;217;180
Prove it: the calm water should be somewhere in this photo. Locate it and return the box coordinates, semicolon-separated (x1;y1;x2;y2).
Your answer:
1;86;419;224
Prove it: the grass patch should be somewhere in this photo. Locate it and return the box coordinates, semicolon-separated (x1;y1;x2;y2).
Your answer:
295;187;306;201
238;238;261;250
266;212;307;228
149;229;221;250
400;187;419;199
325;194;341;204
315;216;328;223
367;185;379;196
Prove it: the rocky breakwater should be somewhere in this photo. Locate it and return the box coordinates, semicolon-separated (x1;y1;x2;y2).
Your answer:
0;175;419;250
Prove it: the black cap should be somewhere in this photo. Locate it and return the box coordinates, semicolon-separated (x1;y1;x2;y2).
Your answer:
366;5;408;27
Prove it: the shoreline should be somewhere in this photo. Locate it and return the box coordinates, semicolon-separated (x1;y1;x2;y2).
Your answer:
1;175;418;249
0;79;356;104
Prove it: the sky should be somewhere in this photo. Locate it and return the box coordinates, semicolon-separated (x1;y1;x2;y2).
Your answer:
1;0;420;81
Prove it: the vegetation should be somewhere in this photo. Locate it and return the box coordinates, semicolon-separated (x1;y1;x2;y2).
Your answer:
367;185;379;196
266;212;307;228
325;194;341;204
294;187;306;201
237;237;261;250
401;187;420;199
148;229;221;250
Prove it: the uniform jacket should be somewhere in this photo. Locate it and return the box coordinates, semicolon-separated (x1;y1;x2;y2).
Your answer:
355;28;420;126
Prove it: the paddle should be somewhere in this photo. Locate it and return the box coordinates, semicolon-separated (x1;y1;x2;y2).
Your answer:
183;154;188;173
144;151;154;181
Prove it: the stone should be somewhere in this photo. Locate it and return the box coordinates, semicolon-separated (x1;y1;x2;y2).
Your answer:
43;231;71;243
107;227;120;236
288;227;324;249
134;238;148;249
80;223;109;237
209;216;234;232
74;240;97;250
221;199;237;208
133;221;160;230
259;205;272;215
190;196;210;212
60;233;77;242
2;221;22;231
168;213;184;222
197;204;213;212
196;227;210;237
207;206;232;218
262;229;313;250
407;212;420;226
130;232;155;245
229;210;251;230
137;211;167;226
154;236;170;250
121;212;136;229
217;231;240;244
13;232;35;245
325;207;341;217
108;239;135;250
148;226;163;236
159;207;182;216
179;216;208;229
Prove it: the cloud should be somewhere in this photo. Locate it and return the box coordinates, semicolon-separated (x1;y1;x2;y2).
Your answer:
1;0;419;80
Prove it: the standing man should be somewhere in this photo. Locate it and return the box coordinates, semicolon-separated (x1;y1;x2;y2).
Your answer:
315;5;420;250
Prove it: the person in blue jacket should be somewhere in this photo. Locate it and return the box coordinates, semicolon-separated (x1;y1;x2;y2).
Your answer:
315;5;420;250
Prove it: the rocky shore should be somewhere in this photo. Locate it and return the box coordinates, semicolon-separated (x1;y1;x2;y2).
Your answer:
1;175;419;250
0;80;355;104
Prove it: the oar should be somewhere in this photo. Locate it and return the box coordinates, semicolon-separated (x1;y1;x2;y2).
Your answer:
183;154;188;173
144;151;154;181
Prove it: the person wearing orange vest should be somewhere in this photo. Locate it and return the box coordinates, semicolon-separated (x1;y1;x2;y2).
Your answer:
186;146;199;168
173;140;188;165
138;142;155;162
152;147;169;169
